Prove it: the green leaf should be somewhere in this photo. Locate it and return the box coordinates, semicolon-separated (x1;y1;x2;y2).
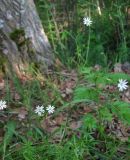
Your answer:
99;107;113;122
107;73;130;84
74;87;100;102
85;71;130;86
83;114;97;130
85;71;110;86
112;101;130;124
3;121;16;146
3;121;16;158
79;67;92;74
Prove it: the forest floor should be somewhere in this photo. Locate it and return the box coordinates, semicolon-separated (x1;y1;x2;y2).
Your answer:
0;63;130;159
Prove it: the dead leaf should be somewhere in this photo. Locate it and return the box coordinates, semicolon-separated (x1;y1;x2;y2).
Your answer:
122;62;130;74
114;63;123;73
69;121;82;130
99;95;106;101
83;106;92;113
61;93;66;98
94;64;101;71
65;88;73;95
14;92;21;101
122;87;130;103
17;107;28;121
40;117;58;133
54;114;65;125
55;58;64;68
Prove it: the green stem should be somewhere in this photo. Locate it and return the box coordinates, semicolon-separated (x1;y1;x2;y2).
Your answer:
85;8;91;65
85;26;91;65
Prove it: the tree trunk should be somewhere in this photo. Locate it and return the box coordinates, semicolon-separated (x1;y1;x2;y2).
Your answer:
0;0;53;76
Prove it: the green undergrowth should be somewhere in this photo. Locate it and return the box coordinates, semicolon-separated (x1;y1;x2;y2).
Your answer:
0;67;130;160
36;0;130;67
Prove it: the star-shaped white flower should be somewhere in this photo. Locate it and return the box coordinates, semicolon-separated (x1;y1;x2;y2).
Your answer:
34;105;44;116
0;100;7;110
83;17;92;26
117;79;128;91
46;105;55;114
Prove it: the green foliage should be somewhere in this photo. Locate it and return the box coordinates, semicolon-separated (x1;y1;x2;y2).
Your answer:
71;68;130;159
2;121;16;159
36;0;130;67
83;114;97;131
99;106;113;122
112;101;130;125
74;87;100;102
10;29;25;43
108;72;130;84
79;67;130;86
2;64;130;158
21;141;36;160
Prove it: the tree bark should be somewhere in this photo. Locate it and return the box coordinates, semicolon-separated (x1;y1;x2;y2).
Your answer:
0;0;53;76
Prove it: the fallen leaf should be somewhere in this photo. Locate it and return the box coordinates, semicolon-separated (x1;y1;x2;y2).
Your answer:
65;88;73;95
69;121;82;130
18;107;28;121
55;58;64;68
122;62;130;74
40;117;58;133
114;63;123;73
54;114;65;125
14;92;21;101
94;64;101;71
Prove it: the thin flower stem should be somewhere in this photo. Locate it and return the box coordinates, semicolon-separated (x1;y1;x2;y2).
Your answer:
85;26;91;65
85;8;91;65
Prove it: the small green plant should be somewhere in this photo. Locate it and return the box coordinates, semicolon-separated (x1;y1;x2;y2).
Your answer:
71;67;130;159
10;29;26;49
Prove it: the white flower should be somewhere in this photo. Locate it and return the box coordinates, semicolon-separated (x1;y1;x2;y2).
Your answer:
0;100;7;110
34;105;44;116
83;17;92;26
117;79;128;91
46;105;55;114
